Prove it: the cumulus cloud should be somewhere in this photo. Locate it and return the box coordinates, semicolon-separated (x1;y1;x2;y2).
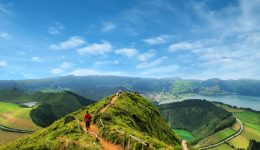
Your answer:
77;41;112;55
48;22;64;35
169;41;201;52
59;62;73;69
0;32;10;40
136;56;167;68
94;60;119;66
101;22;117;32
115;48;138;57
49;36;85;50
137;50;156;61
0;60;7;66
143;35;169;45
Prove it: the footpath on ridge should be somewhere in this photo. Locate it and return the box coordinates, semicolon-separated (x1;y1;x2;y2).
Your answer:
77;93;188;150
78;94;123;150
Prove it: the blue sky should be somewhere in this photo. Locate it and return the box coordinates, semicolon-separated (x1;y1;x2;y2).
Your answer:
0;0;260;80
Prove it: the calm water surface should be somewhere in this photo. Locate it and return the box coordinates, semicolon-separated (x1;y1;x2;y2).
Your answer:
159;95;260;111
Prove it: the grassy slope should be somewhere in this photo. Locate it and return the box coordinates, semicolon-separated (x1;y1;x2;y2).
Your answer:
0;116;101;150
0;102;40;131
207;103;260;149
229;111;260;149
77;92;182;149
30;91;95;127
160;100;236;140
0;131;28;145
1;92;181;149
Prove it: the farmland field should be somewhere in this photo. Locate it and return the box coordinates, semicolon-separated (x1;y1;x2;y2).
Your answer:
204;104;260;149
196;127;237;147
0;102;41;144
228;111;260;149
0;102;40;131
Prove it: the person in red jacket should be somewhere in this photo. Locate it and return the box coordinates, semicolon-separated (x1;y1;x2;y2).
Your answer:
84;111;92;131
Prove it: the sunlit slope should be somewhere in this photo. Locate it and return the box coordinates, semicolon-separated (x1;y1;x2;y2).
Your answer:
160;100;236;139
1;92;182;150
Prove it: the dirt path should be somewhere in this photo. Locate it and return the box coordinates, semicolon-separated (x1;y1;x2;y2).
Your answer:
182;140;188;150
79;95;123;150
100;95;118;113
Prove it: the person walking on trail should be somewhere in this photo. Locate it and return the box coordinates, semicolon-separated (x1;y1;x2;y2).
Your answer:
84;111;92;131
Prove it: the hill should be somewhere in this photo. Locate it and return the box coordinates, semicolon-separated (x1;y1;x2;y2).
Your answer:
159;100;236;140
29;91;95;127
1;76;260;101
0;92;182;150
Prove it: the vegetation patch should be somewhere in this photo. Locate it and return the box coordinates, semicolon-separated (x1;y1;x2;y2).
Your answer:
160;99;236;141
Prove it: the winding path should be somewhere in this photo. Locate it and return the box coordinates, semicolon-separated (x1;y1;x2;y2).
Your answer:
78;94;123;150
182;140;188;150
198;119;243;150
0;123;34;134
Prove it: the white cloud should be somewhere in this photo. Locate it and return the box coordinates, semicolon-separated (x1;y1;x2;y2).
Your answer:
143;35;169;45
51;68;63;74
94;60;119;66
48;22;64;35
169;41;201;52
69;68;123;76
136;56;167;68
0;32;10;40
31;57;42;62
49;36;85;50
137;50;156;61
0;60;7;66
77;41;112;55
60;62;72;69
101;22;117;32
115;48;138;57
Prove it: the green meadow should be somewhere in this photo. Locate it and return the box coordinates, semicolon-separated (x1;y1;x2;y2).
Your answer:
0;102;41;144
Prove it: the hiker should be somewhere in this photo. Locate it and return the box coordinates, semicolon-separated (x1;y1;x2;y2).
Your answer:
84;111;92;131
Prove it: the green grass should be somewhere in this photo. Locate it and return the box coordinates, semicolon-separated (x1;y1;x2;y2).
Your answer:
228;111;260;149
212;104;260;149
0;102;41;131
173;129;196;142
234;111;260;132
0;102;21;114
196;128;236;147
208;143;234;150
1;92;182;150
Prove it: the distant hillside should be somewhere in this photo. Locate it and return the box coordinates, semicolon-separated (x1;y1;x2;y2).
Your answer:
29;91;94;127
160;100;236;139
0;92;182;149
1;76;260;100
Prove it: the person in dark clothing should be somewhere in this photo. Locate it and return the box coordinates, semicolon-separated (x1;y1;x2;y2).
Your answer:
84;111;92;131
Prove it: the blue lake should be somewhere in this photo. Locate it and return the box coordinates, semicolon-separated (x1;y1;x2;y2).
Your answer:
159;95;260;111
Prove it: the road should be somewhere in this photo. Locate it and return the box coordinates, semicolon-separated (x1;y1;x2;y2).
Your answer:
198;119;243;150
0;124;34;134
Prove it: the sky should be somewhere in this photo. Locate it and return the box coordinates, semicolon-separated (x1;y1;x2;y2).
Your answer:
0;0;260;80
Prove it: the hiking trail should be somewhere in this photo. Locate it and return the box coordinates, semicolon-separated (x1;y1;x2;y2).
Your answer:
79;94;123;150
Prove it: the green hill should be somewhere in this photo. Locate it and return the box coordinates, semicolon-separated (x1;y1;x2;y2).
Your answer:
159;100;236;140
29;91;94;127
0;92;182;150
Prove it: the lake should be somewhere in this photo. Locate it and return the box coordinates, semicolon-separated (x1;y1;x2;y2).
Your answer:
159;94;260;111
